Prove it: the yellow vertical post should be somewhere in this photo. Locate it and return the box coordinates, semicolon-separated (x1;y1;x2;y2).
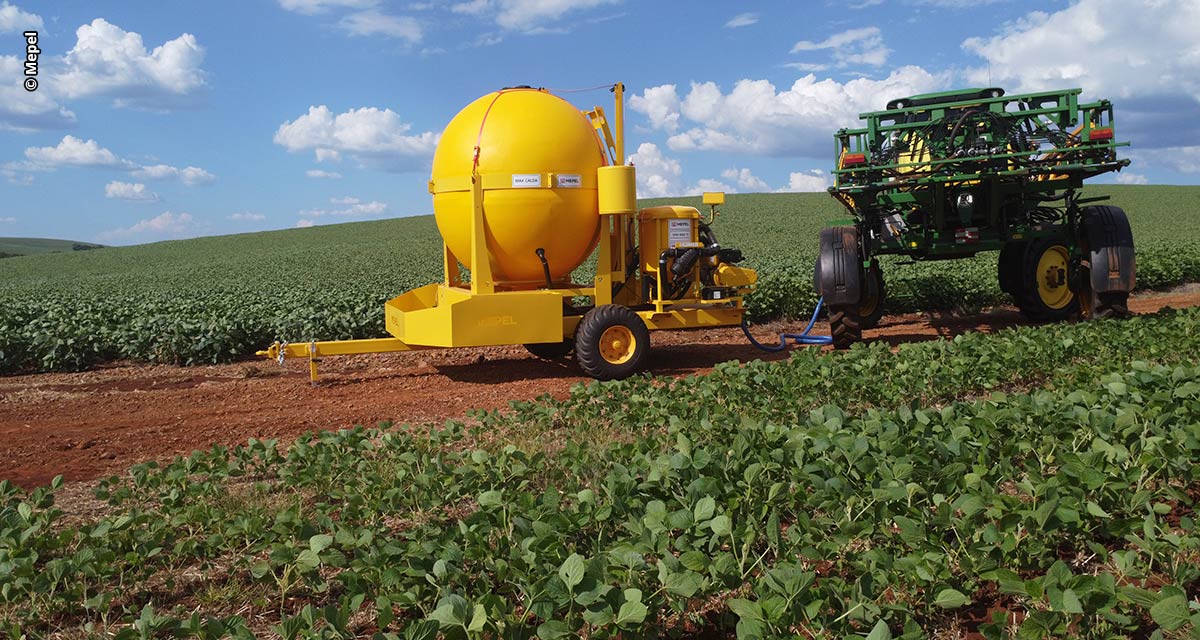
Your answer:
443;244;461;287
613;83;625;165
594;215;613;305
469;174;495;294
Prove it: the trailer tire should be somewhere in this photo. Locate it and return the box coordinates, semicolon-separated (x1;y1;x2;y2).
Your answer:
524;340;573;360
574;305;650;381
828;306;862;349
1017;237;1078;322
858;262;886;330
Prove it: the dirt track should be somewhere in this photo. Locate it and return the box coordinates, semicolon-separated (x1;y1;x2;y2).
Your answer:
3;289;1199;489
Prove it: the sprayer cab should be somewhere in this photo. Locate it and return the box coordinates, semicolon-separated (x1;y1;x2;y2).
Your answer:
259;82;758;383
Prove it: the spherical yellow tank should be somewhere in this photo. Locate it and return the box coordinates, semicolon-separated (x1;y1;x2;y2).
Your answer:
431;88;606;286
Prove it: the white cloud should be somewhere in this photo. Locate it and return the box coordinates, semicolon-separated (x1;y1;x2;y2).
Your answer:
1113;172;1149;185
721;168;769;192
777;170;831;193
0;216;15;223
298;196;389;218
98;211;199;243
790;26;889;68
296;219;316;228
629;84;681;133
0;2;41;32
52;19;207;110
105;181;159;202
627;142;682;198
452;0;621;32
0;56;78;132
131;163;216;185
692;178;733;195
963;0;1200;104
24;135;130;169
306;169;343;179
1159;146;1200;174
337;11;422;43
724;12;758;28
2;168;33;186
275;105;438;171
656;66;944;157
229;212;266;221
278;0;378;14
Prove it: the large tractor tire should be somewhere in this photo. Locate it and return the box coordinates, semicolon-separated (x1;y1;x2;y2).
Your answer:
574;304;650;381
1017;237;1078;322
816;226;865;349
1077;205;1136;320
858;261;887;330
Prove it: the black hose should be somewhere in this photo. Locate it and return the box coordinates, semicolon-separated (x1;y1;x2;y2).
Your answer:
535;248;553;289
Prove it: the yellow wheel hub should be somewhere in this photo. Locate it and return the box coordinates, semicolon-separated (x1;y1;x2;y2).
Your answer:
598;325;637;365
1036;244;1074;309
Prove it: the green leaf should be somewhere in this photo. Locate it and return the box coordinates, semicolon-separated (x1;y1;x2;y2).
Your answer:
478;490;503;508
429;595;468;628
727;598;763;621
295;549;321;571
536;620;570;639
934;588;970;609
1085;501;1111;518
615;600;648;627
309;533;333;553
1060;589;1083;614
664;571;703;598
467;604;487;633
1150;594;1190;631
865;619;893;640
710;515;732;536
694;496;716;522
559;553;585;591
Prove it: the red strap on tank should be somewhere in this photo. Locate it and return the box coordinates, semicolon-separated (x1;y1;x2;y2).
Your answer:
473;90;509;172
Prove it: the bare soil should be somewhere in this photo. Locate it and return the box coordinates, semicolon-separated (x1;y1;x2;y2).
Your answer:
3;288;1198;489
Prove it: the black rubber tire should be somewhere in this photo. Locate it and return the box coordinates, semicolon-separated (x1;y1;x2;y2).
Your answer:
523;340;573;360
1083;290;1130;320
574;305;650;381
1017;237;1078;322
998;240;1027;302
858;263;886;330
828;305;862;350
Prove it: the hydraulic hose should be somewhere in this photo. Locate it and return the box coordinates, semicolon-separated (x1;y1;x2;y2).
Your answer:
741;297;834;351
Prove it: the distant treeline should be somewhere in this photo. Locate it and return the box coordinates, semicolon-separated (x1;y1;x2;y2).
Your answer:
0;244;101;259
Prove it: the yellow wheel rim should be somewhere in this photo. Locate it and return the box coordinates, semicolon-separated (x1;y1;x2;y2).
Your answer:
598;325;637;365
1036;244;1074;309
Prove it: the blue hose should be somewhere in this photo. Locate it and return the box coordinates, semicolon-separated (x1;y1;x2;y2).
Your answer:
741;297;833;351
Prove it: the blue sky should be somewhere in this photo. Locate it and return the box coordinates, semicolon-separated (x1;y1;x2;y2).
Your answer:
1;0;1197;244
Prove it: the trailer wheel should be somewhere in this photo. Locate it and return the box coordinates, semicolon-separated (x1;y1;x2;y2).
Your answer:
524;340;573;360
828;306;862;349
1017;238;1078;322
574;305;650;381
858;262;886;330
1077;205;1135;320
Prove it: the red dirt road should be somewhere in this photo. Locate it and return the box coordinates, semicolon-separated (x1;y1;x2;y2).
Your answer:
3;289;1198;489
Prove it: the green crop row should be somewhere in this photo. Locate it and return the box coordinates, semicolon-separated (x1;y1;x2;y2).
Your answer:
3;307;1198;638
1;186;1198;374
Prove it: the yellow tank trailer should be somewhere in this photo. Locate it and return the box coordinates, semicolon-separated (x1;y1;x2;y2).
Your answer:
258;84;758;382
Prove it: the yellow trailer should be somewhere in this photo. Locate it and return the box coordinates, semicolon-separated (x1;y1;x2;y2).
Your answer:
259;83;757;382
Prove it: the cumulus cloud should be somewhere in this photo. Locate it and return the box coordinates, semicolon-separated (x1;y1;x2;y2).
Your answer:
629;85;681;133
724;12;758;28
654;66;944;157
721;168;769;192
229;212;266;221
298;196;389;218
98;211;199;243
296;219;316;228
104;181;160;201
306;169;343;179
0;56;78;132
0;2;41;32
24;135;131;169
131;163;216;185
789;26;889;70
275;105;438;171
52;19;208;110
277;0;377;14
777;170;832;192
627;142;682;198
961;0;1200;149
1113;172;1149;185
1159;146;1200;174
337;10;422;42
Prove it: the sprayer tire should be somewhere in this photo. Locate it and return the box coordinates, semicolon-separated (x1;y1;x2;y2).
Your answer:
574;305;650;381
1090;291;1130;320
828;306;861;350
858;263;886;330
524;340;573;360
1017;237;1078;322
